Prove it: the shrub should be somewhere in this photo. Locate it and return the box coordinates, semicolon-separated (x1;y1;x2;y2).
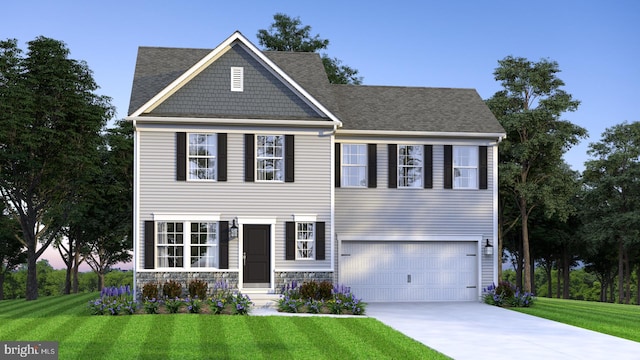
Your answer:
483;282;535;308
143;298;161;314
88;285;135;316
165;297;183;313
184;296;202;314
142;283;159;300
318;281;333;300
162;280;183;298
188;279;208;299
209;281;253;315
277;282;366;315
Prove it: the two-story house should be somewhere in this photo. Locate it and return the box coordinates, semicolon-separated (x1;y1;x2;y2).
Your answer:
127;31;505;302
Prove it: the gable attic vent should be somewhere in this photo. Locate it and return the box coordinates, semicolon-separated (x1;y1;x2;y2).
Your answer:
231;67;244;92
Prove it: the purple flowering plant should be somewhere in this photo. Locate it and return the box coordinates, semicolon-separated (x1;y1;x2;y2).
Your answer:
88;285;136;316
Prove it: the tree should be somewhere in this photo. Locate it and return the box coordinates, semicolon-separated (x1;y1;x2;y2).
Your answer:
486;56;587;292
0;205;26;300
582;121;640;303
0;37;113;300
79;119;133;290
257;13;363;85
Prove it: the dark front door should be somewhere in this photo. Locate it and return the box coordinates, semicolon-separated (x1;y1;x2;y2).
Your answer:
243;224;270;286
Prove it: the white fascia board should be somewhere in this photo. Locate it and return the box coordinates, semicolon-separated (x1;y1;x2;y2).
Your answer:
126;115;337;128
336;129;506;140
339;235;483;242
129;31;342;128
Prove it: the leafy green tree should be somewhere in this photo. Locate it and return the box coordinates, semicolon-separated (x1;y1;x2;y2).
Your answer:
582;121;640;303
79;119;133;290
0;37;113;300
486;56;587;292
257;13;363;85
0;205;26;300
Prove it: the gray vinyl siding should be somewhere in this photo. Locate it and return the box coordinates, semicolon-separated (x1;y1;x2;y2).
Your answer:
137;125;332;271
335;140;497;289
150;44;322;119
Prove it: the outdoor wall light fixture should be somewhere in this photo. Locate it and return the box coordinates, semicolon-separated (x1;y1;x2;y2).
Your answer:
229;218;239;240
484;239;494;256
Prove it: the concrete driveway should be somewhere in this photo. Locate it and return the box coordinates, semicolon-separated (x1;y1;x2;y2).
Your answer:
366;302;640;360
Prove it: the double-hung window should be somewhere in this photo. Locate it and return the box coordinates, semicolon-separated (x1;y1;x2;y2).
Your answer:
256;135;284;181
188;133;217;180
157;222;184;268
296;222;315;260
341;144;367;187
453;146;478;189
157;221;219;268
398;145;423;188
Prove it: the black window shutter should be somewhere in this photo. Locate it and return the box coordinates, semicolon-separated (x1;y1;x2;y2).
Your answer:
424;145;433;189
315;222;325;260
244;134;254;182
144;221;155;269
335;143;341;188
285;135;295;182
285;222;295;260
219;221;229;269
218;133;227;182
176;132;186;181
479;146;488;190
388;144;397;188
368;144;377;188
444;145;453;189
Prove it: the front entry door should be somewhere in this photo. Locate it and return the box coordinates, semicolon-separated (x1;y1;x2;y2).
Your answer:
243;224;270;287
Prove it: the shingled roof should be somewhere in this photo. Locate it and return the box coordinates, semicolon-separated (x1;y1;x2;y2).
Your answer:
128;42;504;135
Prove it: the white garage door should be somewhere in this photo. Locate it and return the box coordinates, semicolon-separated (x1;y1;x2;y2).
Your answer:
339;241;478;302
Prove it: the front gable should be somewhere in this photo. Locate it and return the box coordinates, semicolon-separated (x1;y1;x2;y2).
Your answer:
130;32;341;124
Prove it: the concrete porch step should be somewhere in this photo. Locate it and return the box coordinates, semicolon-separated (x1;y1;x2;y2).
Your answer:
244;293;280;308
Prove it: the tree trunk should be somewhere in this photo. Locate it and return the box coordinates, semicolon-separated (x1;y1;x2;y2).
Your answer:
64;265;72;295
618;240;624;304
98;272;105;291
637;263;640;305
26;247;38;301
624;249;630;304
557;264;562;299
0;272;5;300
520;198;532;293
562;248;570;299
546;262;552;298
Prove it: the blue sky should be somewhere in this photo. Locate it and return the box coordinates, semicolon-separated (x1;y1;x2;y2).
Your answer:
2;1;638;267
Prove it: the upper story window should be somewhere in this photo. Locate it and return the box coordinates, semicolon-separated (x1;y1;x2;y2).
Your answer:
256;135;284;182
398;145;423;188
188;133;217;180
453;146;478;189
231;67;243;92
341;144;367;187
156;221;219;269
296;222;315;260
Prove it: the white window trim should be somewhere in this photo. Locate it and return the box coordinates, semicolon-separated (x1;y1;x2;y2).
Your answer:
341;143;367;188
255;134;284;182
453;146;479;190
155;220;221;270
231;67;243;92
187;133;217;181
397;144;423;188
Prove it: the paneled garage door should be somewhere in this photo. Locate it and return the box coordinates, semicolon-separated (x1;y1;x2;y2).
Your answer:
339;241;478;302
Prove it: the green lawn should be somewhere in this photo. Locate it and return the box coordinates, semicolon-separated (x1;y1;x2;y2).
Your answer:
0;293;448;359
511;297;640;342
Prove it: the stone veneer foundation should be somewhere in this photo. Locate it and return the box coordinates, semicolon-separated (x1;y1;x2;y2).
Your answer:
135;271;334;298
